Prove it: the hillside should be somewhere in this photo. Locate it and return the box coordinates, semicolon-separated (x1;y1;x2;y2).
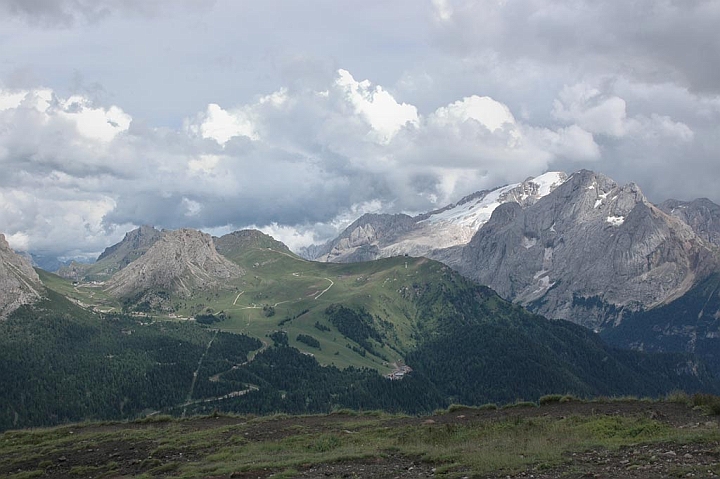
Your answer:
0;228;704;431
603;273;720;376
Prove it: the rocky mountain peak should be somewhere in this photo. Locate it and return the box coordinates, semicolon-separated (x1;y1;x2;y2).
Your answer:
104;228;244;304
459;171;714;330
0;233;43;318
308;172;569;263
58;225;164;282
97;225;162;262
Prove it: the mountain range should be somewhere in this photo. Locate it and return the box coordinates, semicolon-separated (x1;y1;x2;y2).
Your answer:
2;168;720;429
307;170;720;329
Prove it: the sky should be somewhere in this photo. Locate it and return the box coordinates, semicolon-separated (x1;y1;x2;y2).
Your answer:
1;0;719;260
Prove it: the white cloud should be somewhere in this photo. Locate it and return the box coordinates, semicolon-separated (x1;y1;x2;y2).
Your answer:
553;84;628;137
430;95;518;134
551;82;695;148
188;154;221;174
431;0;454;21
0;91;27;110
0;187;118;257
256;223;318;252
182;197;202;217
539;125;600;161
335;69;419;143
189;103;258;145
0;88;130;143
57;95;131;142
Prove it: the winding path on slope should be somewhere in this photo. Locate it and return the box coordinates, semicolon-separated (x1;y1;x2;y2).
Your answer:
314;278;334;300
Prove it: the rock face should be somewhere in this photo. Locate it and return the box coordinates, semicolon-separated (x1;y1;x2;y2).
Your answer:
58;225;163;282
312;169;720;331
309;172;568;263
311;214;417;263
457;170;716;330
0;234;43;318
660;198;720;247
97;225;164;263
104;229;244;300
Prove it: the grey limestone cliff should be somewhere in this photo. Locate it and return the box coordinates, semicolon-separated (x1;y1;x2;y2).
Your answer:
458;170;716;330
104;228;244;301
58;225;163;282
661;198;720;247
0;234;43;318
309;173;568;263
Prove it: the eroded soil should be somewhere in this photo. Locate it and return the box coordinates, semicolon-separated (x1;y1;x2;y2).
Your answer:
2;400;719;478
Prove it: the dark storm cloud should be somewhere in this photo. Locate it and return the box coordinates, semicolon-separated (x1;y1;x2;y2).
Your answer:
0;0;212;27
433;0;720;94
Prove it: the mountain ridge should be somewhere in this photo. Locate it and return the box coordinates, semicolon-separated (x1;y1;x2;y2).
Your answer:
456;169;718;329
310;169;720;332
305;171;569;263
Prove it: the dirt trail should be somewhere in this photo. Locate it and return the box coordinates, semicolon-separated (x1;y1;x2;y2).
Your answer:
232;291;244;305
182;329;218;418
314;278;334;299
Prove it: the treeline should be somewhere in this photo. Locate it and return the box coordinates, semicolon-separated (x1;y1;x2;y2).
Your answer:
180;345;446;417
0;292;213;430
3;275;718;432
325;304;383;354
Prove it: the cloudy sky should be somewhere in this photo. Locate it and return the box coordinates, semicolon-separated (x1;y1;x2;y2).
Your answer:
1;0;719;260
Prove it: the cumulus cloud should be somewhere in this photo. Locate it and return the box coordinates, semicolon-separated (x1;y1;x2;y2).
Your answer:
0;1;719;260
335;69;419;143
0;69;609;257
553;84;629;137
188;104;259;144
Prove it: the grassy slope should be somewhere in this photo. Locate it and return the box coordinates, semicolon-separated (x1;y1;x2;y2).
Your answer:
25;232;718;430
41;243;450;372
2;398;720;479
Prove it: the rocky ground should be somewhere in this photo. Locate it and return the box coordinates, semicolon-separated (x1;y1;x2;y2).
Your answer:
2;400;719;478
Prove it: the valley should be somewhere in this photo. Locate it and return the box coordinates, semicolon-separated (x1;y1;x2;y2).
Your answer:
3;169;720;437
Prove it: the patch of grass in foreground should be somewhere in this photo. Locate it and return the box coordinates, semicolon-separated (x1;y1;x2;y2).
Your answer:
3;404;720;478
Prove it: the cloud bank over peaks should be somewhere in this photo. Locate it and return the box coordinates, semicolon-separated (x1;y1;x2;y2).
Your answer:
0;68;701;259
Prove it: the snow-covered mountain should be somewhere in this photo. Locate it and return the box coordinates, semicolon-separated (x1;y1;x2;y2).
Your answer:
457;170;718;330
306;172;568;263
310;169;720;331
